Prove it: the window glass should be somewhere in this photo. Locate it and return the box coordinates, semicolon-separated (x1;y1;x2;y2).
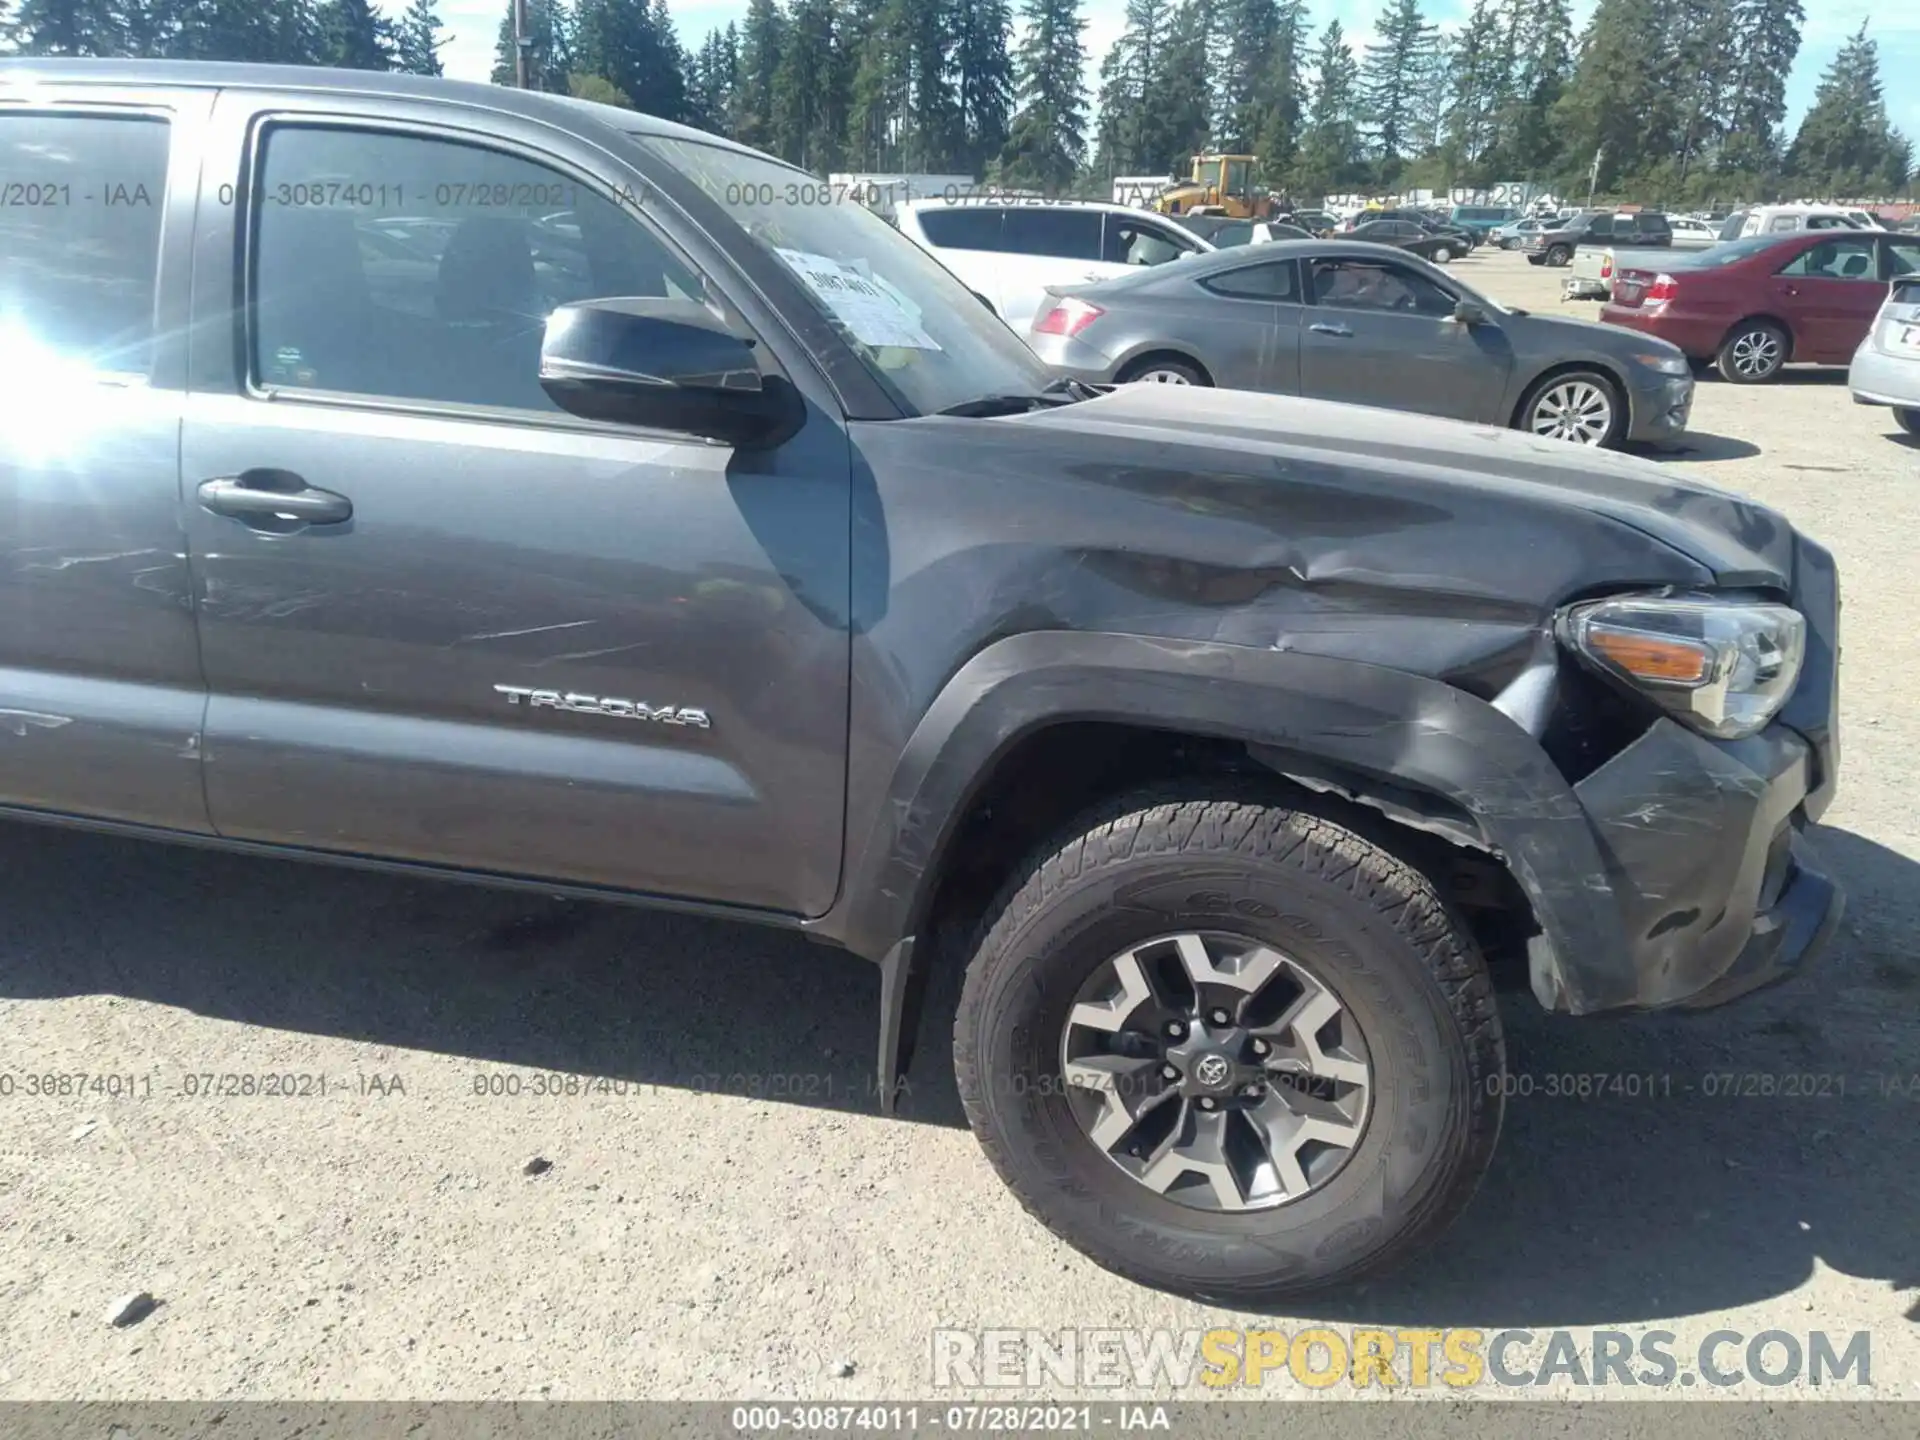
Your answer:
1586;216;1613;238
1887;240;1920;277
1103;217;1190;265
1210;220;1253;247
1310;258;1456;317
1196;160;1223;189
1776;237;1878;280
1001;208;1103;259
1806;215;1849;230
916;206;1003;250
1768;215;1800;232
1224;160;1250;193
1201;261;1297;300
251;125;703;412
0;112;169;377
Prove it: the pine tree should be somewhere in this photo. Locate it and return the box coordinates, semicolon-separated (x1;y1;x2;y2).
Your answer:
771;0;846;167
684;26;739;132
316;0;394;70
492;0;571;91
1552;0;1672;196
1442;0;1507;176
394;0;445;75
1216;0;1277;151
733;0;785;151
1250;0;1308;185
574;0;686;120
168;0;307;62
954;0;1015;173
8;0;126;53
1787;22;1902;197
1359;0;1438;178
1502;0;1573;178
1293;18;1361;198
1096;0;1177;177
999;0;1087;189
845;0;909;168
1159;0;1216;179
901;0;962;168
1719;0;1802;180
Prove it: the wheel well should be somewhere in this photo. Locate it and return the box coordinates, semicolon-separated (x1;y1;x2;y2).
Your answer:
1720;314;1795;360
1511;360;1630;431
1116;350;1213;385
919;721;1537;991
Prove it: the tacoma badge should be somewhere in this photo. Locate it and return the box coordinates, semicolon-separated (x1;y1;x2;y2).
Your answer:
494;685;710;728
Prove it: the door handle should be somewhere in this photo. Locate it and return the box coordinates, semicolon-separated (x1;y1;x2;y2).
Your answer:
198;471;352;525
1310;323;1354;337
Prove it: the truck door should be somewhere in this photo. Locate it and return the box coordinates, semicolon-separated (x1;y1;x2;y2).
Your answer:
0;90;212;831
178;90;851;916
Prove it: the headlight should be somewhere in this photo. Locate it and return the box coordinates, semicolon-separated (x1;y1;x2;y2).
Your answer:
1557;592;1805;740
1630;351;1691;377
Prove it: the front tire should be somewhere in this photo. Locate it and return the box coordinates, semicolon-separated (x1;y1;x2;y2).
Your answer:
1716;320;1788;383
954;794;1505;1303
1546;244;1572;267
1894;407;1919;436
1430;244;1453;264
1517;368;1626;447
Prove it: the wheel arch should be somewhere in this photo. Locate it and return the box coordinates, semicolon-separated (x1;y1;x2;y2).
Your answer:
812;631;1635;1107
1114;349;1215;385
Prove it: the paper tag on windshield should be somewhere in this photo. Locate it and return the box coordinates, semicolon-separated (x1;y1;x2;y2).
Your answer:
775;248;942;351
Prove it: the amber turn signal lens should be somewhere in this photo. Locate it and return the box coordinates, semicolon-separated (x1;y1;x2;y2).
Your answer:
1587;628;1715;684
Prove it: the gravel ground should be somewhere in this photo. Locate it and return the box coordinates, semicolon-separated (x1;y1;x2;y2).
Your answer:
1;249;1915;1404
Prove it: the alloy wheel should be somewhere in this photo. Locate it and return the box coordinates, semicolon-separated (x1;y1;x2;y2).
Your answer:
1133;368;1192;385
1729;329;1784;379
1058;931;1373;1213
1529;379;1614;444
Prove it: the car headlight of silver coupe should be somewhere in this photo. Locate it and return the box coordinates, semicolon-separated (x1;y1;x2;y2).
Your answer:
1557;591;1806;740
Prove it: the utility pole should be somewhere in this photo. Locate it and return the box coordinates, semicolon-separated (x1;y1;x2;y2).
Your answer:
1586;145;1603;209
512;0;529;89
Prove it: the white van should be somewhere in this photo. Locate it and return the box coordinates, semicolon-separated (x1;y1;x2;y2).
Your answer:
895;199;1212;335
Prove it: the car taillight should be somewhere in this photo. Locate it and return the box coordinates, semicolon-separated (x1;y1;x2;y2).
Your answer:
1032;296;1104;339
1647;274;1679;304
1601;256;1613;279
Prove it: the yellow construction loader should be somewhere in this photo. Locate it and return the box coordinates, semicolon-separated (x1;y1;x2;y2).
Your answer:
1151;155;1278;218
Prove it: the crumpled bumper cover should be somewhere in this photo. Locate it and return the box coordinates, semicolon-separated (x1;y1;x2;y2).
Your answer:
1561;719;1843;1011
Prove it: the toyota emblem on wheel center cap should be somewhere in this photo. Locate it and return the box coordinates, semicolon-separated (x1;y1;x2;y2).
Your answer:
1192;1054;1232;1089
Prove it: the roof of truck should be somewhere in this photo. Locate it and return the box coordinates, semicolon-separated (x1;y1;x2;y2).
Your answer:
0;57;765;157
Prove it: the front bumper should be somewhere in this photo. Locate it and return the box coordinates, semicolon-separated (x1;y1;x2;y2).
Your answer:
1562;719;1841;1011
1025;331;1122;382
1623;372;1695;442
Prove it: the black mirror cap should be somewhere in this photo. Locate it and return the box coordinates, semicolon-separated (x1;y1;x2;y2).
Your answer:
539;297;801;448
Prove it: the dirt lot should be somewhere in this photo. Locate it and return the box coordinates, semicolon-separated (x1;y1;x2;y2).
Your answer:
1;248;1916;1404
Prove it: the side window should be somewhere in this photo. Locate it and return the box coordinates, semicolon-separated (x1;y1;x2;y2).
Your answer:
916;206;1003;250
1002;208;1103;260
1211;220;1253;247
1777;237;1878;280
1768;215;1800;233
1104;217;1192;265
0;111;169;377
1586;217;1613;239
1201;261;1298;300
1310;259;1455;317
1887;240;1920;278
250;125;703;413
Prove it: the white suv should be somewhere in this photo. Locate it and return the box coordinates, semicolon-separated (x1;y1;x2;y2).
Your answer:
895;199;1212;335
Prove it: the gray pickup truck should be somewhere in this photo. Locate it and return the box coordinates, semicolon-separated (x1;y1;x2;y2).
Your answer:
1;60;1843;1304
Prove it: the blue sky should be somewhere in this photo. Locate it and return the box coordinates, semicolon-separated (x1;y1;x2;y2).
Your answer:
409;0;1920;146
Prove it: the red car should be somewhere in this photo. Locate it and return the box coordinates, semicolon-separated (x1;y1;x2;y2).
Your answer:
1602;230;1920;383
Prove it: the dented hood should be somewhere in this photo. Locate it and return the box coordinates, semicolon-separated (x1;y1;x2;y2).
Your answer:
1022;383;1796;592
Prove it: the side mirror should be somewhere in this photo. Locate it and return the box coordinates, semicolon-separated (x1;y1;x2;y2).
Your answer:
539;297;801;449
1453;300;1490;326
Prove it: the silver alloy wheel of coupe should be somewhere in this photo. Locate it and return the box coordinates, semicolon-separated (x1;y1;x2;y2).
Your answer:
1729;328;1784;379
1132;368;1192;384
1529;378;1614;444
1058;931;1374;1213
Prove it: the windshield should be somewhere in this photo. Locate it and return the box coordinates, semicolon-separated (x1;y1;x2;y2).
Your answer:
636;135;1050;416
1197;159;1223;188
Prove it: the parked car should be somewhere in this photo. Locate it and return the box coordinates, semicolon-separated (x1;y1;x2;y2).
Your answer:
1602;229;1920;382
1848;276;1920;434
1284;207;1340;236
1349;207;1479;253
1448;204;1521;238
1524;211;1672;267
896;198;1211;333
1668;216;1720;250
0;58;1847;1308
1203;217;1313;246
1494;217;1549;249
1348;217;1466;263
1026;239;1695;448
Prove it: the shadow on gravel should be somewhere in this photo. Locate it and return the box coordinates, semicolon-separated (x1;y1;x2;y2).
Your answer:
1640;432;1761;462
1;818;1915;1324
